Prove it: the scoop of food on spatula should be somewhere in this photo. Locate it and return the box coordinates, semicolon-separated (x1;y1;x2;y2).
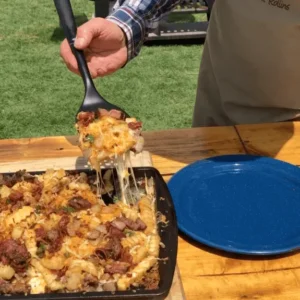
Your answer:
54;0;145;204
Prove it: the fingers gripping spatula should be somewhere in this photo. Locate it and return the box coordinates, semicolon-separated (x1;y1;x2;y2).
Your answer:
53;0;130;120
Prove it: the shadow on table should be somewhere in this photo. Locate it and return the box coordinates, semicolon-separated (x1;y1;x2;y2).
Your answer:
179;231;300;261
50;14;89;42
235;121;296;161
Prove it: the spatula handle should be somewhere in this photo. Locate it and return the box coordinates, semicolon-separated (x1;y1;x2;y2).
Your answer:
53;0;94;91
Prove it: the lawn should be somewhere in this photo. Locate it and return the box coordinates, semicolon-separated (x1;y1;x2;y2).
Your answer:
0;0;204;139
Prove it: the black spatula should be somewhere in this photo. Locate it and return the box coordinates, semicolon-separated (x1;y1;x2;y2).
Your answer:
53;0;130;120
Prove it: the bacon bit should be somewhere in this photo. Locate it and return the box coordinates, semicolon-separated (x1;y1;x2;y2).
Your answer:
76;231;84;238
58;215;70;235
104;262;130;274
9;191;23;203
97;109;110;118
109;109;125;120
97;109;125;120
35;226;47;241
68;196;91;211
111;219;126;231
35;219;70;254
0;239;31;272
56;266;67;279
47;236;63;254
77;111;95;127
119;217;147;231
119;247;133;264
95;237;122;260
127;121;142;130
11;202;24;211
107;225;125;239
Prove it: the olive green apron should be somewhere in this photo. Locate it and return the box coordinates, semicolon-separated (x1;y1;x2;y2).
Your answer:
193;0;300;126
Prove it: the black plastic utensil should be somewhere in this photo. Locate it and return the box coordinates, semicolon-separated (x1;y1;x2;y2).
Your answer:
53;0;130;120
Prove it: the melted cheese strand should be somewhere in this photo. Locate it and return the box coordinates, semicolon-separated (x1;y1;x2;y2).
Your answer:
125;152;140;202
96;170;101;198
115;154;128;204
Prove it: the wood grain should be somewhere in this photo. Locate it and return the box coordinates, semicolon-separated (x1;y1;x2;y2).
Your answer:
3;125;300;299
0;136;81;161
177;232;300;299
144;127;245;174
0;126;245;176
235;122;300;165
0;152;152;173
180;268;300;300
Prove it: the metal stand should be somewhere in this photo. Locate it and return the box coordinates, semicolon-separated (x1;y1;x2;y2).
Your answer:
90;0;214;41
147;0;212;41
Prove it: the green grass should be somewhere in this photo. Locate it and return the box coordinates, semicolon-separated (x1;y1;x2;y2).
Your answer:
0;0;203;139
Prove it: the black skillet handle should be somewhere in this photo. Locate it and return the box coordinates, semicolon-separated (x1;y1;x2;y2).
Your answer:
53;0;94;90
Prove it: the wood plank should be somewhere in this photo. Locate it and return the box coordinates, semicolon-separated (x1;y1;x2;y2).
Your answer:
2;126;300;299
0;136;81;161
177;235;300;299
182;268;300;300
178;236;300;276
235;122;300;165
144;127;245;174
0;152;152;173
0;127;246;176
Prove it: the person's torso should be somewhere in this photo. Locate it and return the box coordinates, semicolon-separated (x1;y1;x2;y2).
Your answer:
196;0;300;125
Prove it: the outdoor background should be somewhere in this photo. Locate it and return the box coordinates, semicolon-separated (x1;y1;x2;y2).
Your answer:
0;0;204;139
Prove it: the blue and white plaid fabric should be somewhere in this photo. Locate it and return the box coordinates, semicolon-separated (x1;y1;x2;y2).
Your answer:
107;0;180;60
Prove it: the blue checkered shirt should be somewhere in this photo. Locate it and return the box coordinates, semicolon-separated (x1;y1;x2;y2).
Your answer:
106;0;180;60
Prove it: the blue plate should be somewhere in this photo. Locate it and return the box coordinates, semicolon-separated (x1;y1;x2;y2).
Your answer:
168;154;300;255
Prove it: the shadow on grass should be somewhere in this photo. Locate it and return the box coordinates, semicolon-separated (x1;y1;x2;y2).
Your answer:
50;14;89;42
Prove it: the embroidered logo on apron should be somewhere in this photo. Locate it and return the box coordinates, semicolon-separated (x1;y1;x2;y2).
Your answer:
261;0;290;10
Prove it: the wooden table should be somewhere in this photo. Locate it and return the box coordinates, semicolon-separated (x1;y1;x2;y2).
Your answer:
1;121;300;299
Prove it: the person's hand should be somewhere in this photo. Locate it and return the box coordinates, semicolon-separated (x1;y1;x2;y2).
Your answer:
60;18;128;78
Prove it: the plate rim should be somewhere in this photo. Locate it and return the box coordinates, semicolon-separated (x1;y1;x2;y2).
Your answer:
168;154;300;256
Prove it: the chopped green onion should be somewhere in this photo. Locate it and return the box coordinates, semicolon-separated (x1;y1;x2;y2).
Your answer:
124;229;134;237
36;243;46;257
61;206;76;214
113;196;119;203
64;252;71;258
84;134;94;143
35;205;42;214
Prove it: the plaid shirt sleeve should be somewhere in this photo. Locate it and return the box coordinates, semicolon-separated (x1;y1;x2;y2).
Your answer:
106;0;180;61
